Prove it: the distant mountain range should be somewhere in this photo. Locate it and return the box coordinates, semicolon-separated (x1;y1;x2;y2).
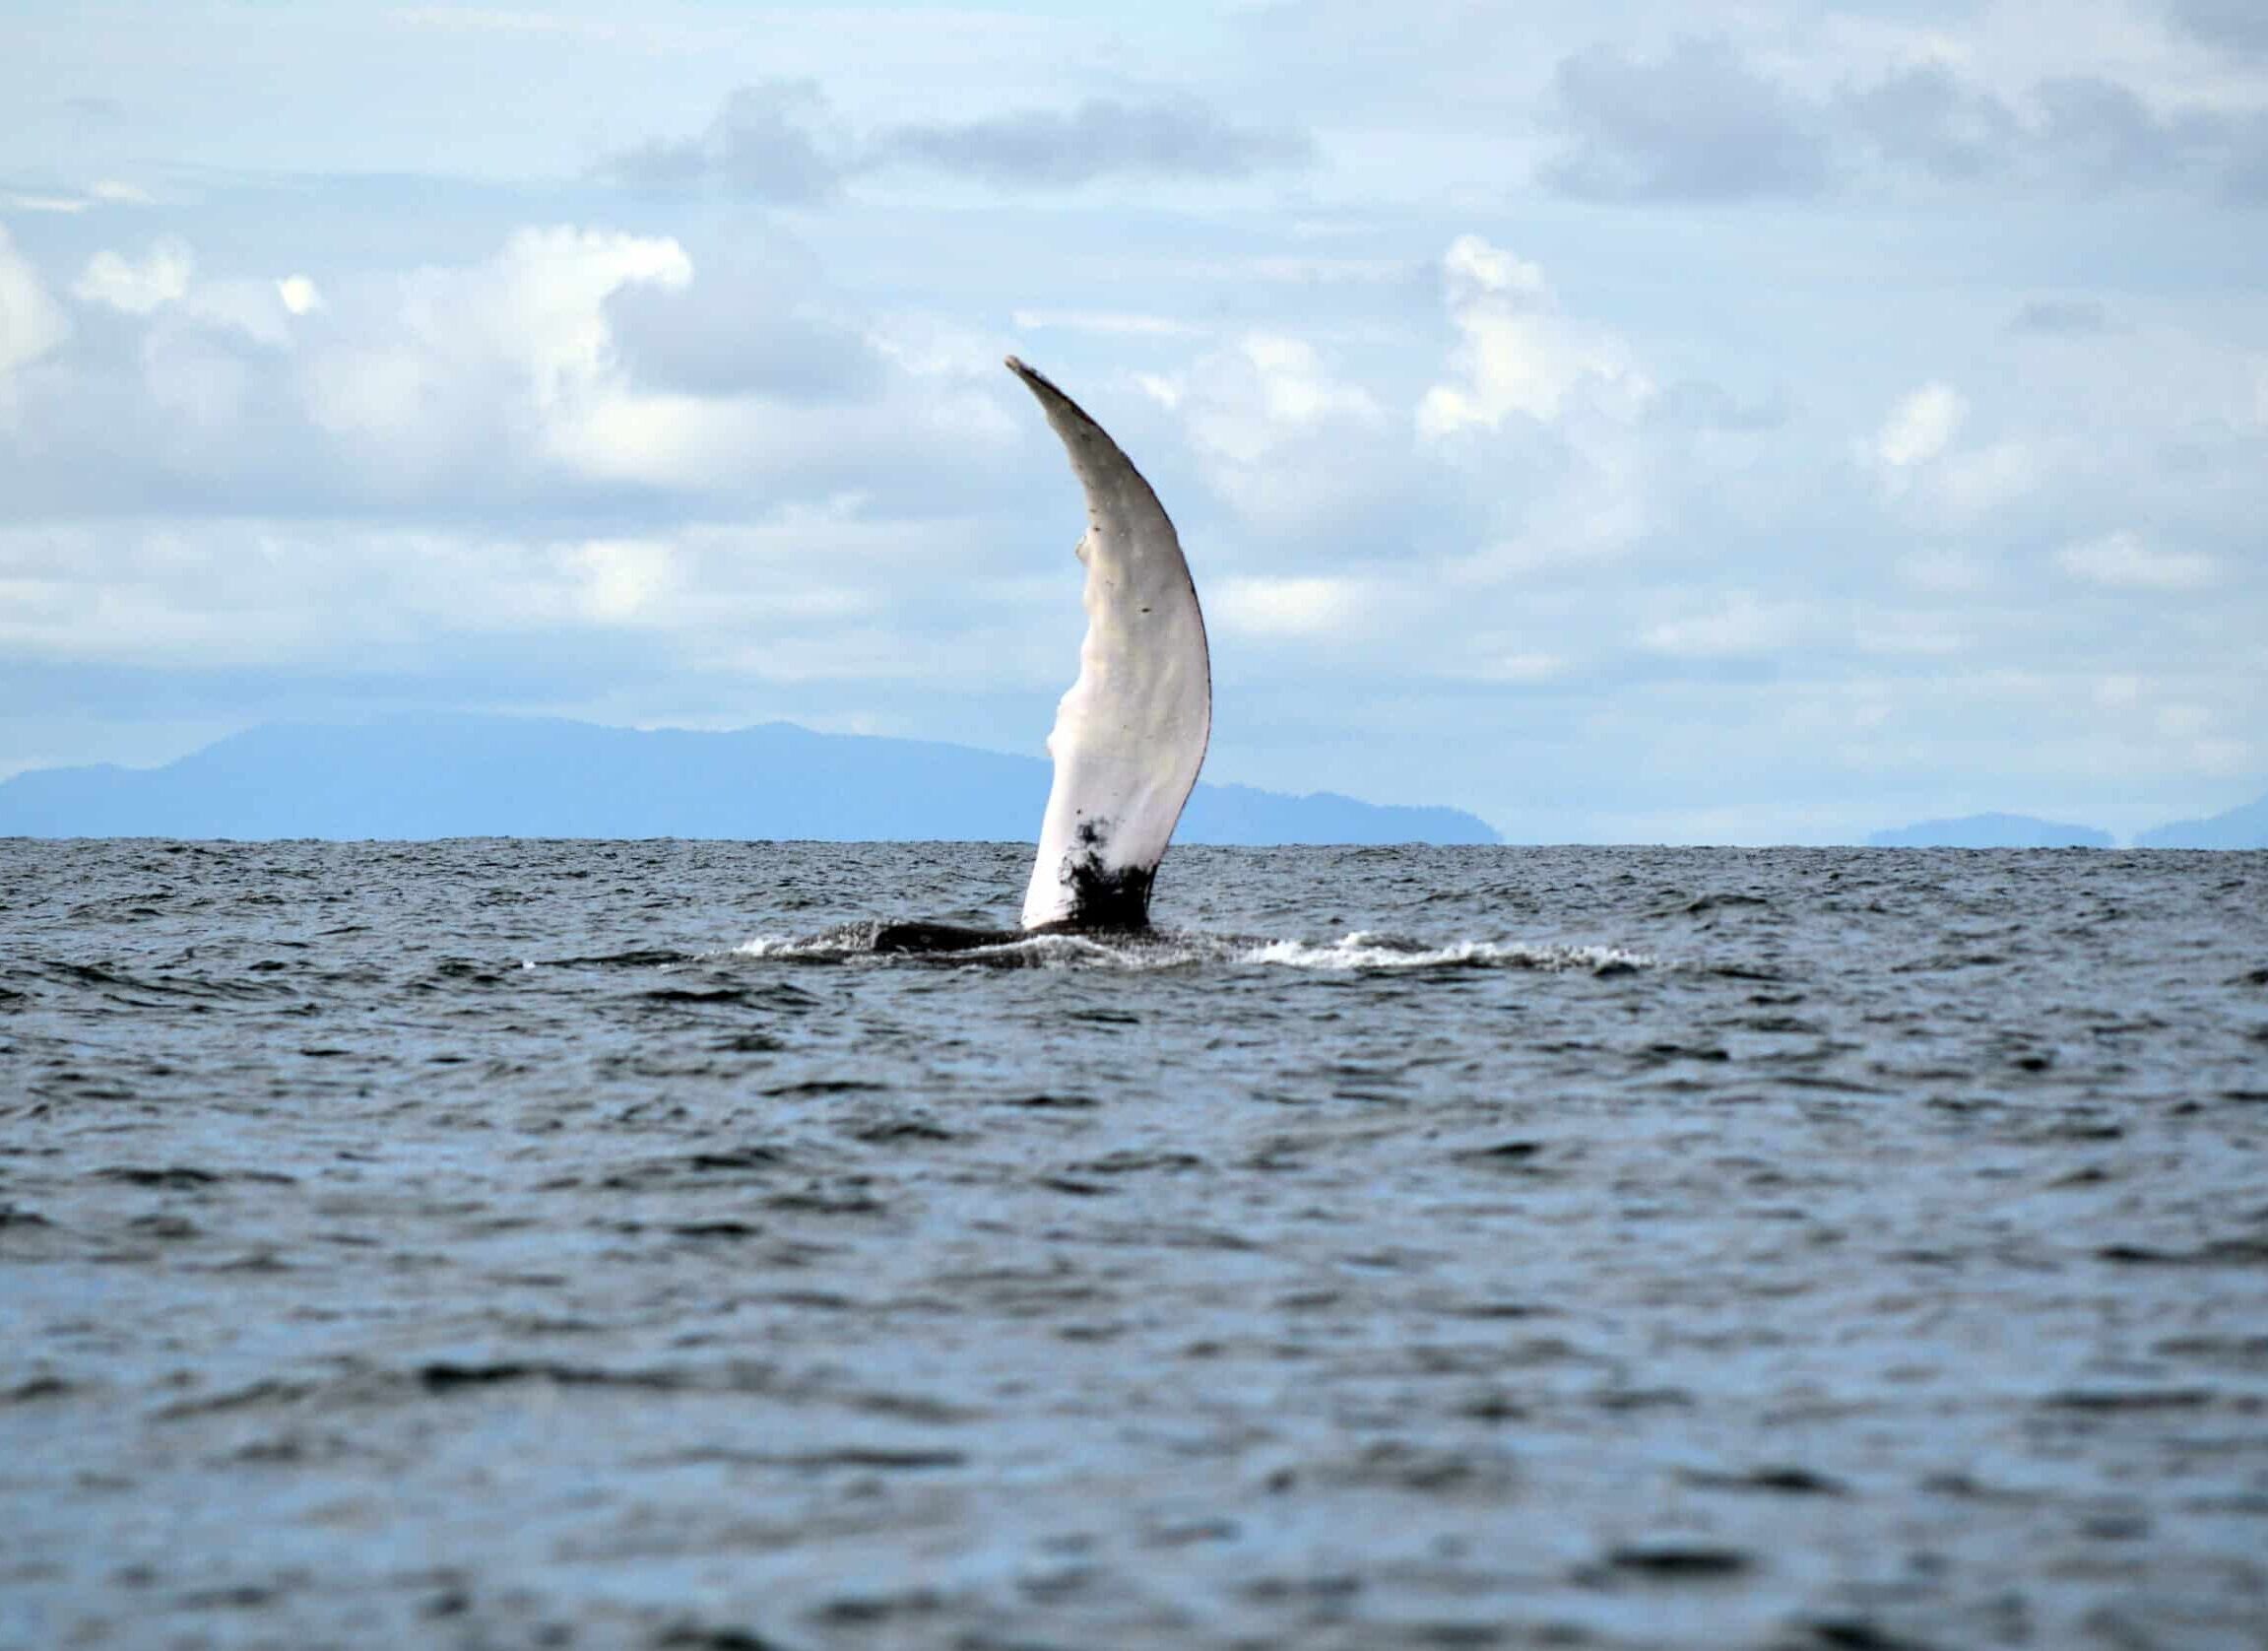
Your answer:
2132;793;2268;849
8;717;2259;849
1866;813;2114;849
0;716;1502;845
1868;796;2268;849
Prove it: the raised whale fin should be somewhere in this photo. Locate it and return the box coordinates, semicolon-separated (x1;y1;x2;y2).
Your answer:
1007;357;1211;931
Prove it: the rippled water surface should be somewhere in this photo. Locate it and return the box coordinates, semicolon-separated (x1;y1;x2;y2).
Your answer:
4;838;2266;1650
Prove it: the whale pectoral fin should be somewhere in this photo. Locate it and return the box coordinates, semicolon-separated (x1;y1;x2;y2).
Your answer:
1005;359;1211;932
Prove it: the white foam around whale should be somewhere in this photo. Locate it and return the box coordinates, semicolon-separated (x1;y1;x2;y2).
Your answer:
1240;933;1655;973
735;928;1656;974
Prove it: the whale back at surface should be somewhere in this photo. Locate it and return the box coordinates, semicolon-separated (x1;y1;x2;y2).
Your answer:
1009;358;1211;931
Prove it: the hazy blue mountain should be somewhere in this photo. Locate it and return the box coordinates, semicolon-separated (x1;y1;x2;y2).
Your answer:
1866;812;2112;848
2134;791;2268;849
0;716;1502;845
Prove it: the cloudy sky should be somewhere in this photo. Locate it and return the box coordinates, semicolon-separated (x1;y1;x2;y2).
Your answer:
2;0;2262;842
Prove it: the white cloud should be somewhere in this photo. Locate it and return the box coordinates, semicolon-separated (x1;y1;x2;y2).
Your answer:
1009;308;1203;338
2147;701;2252;776
469;227;692;405
1;231;70;371
278;275;324;316
1418;234;1651;436
1862;383;2041;527
546;387;1010;495
563;538;680;623
1156;332;1383;455
0;512;967;676
1133;370;1182;411
68;238;321;347
1927;436;2041;522
71;237;196;314
1406;237;1665;579
1870;380;1967;470
2056;529;2218;589
2;181;155;214
1144;332;1390;539
549;298;1016;494
2;221;1030;529
298;225;692;483
179;278;303;346
142;324;256;433
0;229;71;424
1210;573;1372;638
1442;234;1549;302
1227;335;1380;447
1641;592;1817;659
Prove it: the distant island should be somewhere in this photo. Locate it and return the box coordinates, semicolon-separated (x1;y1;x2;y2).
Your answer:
0;715;1503;846
1868;793;2268;849
2133;793;2268;849
1866;812;2114;849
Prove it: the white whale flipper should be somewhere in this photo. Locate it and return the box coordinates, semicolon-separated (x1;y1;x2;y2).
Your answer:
1008;357;1210;931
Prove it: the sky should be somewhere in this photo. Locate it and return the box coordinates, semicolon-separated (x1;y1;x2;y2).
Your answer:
1;0;2262;844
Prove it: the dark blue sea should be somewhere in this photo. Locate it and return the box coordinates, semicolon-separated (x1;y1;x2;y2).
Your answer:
4;839;2266;1650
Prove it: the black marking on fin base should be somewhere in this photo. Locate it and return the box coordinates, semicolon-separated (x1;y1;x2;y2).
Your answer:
1028;816;1156;932
1053;854;1154;930
1063;862;1152;929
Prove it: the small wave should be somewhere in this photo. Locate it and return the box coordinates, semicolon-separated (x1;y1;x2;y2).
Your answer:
1241;932;1654;974
734;925;1655;975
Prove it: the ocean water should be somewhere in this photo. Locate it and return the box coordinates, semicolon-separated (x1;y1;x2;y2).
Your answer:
3;837;2266;1651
